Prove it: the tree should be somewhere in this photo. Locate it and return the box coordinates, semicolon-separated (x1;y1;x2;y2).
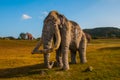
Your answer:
19;33;26;40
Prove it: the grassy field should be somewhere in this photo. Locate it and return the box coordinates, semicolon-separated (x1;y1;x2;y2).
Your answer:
0;39;120;80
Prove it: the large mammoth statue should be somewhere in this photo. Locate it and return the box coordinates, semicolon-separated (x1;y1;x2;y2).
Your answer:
32;11;87;70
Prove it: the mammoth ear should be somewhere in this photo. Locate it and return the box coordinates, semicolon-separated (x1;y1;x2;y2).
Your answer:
59;14;68;25
59;14;66;25
59;14;65;25
58;14;66;28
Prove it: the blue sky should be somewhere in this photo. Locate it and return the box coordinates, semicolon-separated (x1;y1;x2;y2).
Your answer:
0;0;120;38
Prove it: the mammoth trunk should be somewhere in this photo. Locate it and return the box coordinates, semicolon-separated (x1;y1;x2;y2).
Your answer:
33;25;61;55
41;25;61;53
42;25;61;69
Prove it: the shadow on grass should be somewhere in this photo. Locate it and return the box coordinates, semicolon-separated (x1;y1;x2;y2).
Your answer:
98;46;120;51
0;63;48;78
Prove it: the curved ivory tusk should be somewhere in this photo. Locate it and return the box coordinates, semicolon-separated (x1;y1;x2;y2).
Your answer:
54;24;61;50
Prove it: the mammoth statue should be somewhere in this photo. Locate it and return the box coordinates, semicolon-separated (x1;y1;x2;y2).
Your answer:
26;32;34;40
32;11;87;70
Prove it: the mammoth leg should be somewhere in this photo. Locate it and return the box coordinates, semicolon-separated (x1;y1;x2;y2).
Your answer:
44;53;54;69
61;28;70;70
56;48;63;68
43;42;54;69
78;33;87;63
61;47;69;70
70;50;77;64
44;53;50;67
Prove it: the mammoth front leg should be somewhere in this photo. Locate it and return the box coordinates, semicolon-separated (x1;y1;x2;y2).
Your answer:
79;33;87;63
43;42;54;69
44;53;54;69
56;49;63;68
61;47;69;70
61;27;71;70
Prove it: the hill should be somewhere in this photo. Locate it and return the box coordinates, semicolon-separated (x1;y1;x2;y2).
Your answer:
83;27;120;39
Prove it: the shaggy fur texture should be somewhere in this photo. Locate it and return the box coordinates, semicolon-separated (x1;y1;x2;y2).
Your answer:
32;11;87;70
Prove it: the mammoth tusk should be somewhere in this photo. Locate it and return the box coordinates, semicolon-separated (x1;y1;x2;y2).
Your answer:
54;24;61;50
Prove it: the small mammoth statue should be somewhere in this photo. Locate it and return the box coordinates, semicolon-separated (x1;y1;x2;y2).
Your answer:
32;11;87;70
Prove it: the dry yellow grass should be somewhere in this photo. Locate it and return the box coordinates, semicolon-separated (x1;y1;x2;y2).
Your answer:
0;39;120;80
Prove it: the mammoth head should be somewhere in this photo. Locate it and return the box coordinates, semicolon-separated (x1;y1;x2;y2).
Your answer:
44;11;67;26
34;11;68;54
32;11;69;54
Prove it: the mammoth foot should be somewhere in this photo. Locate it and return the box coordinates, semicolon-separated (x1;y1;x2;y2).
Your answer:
69;62;77;64
81;60;87;64
46;61;54;69
56;62;63;69
62;66;70;71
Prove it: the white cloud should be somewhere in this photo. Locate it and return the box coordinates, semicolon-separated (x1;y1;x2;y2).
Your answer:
39;11;48;19
42;11;48;16
22;14;32;20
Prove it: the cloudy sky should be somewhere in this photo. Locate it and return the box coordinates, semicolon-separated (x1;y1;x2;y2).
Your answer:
0;0;120;38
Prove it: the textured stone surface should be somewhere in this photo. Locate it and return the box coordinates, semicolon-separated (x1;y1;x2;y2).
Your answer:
32;11;87;70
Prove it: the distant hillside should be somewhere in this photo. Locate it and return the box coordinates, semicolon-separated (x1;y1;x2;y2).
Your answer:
83;27;120;39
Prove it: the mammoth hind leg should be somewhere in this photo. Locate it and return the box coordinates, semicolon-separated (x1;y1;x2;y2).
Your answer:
78;34;87;63
70;50;77;64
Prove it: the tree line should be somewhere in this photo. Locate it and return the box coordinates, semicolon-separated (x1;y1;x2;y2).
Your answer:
0;27;120;40
83;27;120;39
0;32;35;40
